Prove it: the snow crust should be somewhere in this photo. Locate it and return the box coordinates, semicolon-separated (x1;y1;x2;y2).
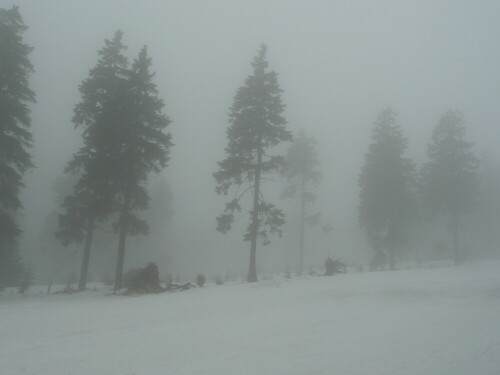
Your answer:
1;262;500;375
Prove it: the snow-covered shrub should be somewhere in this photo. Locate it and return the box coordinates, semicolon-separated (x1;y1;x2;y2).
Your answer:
324;257;346;276
196;273;206;287
124;262;161;293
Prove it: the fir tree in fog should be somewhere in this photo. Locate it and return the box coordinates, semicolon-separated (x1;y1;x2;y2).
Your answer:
112;45;172;290
420;111;479;264
214;44;292;282
56;31;129;291
39;175;78;284
282;130;322;275
0;6;35;288
359;108;417;270
56;32;172;291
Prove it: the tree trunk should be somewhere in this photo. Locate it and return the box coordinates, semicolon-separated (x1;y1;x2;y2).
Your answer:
452;215;460;264
298;174;306;275
114;219;128;291
248;147;263;283
78;216;94;291
114;185;131;291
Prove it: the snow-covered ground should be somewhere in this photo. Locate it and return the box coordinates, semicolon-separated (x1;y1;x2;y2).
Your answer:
1;261;500;375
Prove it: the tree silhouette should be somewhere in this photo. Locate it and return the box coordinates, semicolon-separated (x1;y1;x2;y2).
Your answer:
420;110;478;263
359;108;417;269
0;6;35;287
214;44;292;282
283;130;322;274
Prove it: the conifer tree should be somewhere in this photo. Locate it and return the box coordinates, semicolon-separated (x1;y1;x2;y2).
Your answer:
282;130;322;274
56;31;128;291
420;110;478;263
359;108;417;269
112;46;172;290
0;6;35;287
214;44;292;282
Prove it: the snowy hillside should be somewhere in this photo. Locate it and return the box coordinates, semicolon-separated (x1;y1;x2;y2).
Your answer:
1;262;500;375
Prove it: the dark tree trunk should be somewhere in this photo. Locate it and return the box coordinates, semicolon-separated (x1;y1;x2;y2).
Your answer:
114;184;131;291
248;147;263;283
78;216;94;291
298;174;306;275
114;218;128;291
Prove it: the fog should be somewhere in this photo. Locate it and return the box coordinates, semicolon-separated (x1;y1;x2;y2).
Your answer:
7;0;500;282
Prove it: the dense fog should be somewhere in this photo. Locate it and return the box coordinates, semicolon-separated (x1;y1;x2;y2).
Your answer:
4;0;500;285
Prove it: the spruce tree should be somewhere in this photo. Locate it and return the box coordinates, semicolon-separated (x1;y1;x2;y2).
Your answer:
214;44;292;282
358;108;417;269
112;46;172;290
282;130;322;275
56;31;128;291
420;110;478;263
0;6;35;287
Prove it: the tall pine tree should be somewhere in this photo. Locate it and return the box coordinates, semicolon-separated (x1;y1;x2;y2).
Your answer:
214;44;292;282
56;31;128;291
282;130;322;275
112;46;172;290
0;6;35;287
420;110;478;263
359;108;417;270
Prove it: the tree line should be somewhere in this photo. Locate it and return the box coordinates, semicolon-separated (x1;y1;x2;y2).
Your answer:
0;6;490;291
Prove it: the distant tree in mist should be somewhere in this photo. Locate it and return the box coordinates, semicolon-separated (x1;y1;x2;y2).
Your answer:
38;176;78;284
0;6;35;287
420;111;478;264
214;44;292;282
359;108;417;270
56;31;128;291
282;130;322;275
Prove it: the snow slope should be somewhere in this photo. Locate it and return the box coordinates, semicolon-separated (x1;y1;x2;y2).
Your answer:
1;262;500;375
